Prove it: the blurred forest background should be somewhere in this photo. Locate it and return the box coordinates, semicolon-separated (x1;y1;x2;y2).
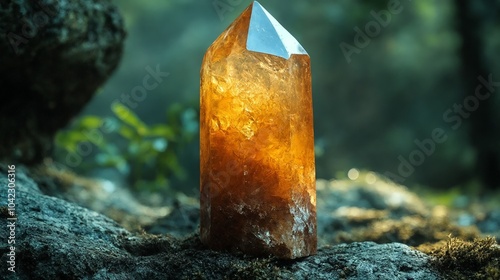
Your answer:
55;0;500;196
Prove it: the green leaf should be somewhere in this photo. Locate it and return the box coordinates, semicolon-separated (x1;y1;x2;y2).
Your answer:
111;102;148;135
118;125;137;140
127;142;140;156
147;125;176;140
55;133;76;152
138;141;154;157
100;143;120;155
77;116;103;129
55;131;88;152
160;152;186;180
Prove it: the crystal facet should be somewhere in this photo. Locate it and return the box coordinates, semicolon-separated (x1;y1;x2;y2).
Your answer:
200;1;316;259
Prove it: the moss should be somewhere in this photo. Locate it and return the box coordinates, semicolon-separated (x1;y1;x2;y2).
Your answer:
227;258;283;280
333;211;480;246
117;233;285;279
360;215;479;245
417;236;500;279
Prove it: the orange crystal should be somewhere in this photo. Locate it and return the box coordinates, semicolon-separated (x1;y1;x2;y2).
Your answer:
200;1;316;259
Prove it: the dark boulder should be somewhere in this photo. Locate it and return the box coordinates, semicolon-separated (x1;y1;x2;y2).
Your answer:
0;0;125;163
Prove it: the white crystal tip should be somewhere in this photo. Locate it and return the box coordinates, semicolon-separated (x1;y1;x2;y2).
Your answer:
246;1;307;59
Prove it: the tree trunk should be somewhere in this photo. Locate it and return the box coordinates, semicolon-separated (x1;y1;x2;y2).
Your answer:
455;0;500;190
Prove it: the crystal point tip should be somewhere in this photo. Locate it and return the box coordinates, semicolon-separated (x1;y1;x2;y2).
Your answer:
246;1;307;59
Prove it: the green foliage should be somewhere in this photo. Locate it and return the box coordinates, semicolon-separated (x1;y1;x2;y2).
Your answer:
421;187;462;207
416;181;483;208
55;103;198;191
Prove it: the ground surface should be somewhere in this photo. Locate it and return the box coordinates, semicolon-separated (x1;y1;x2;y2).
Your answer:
0;164;446;279
2;164;500;279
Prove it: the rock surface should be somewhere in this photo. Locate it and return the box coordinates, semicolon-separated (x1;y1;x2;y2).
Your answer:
477;209;500;241
0;164;442;279
46;168;474;248
0;0;125;163
316;177;480;246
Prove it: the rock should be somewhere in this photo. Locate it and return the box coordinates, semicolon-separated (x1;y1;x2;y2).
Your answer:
29;167;480;249
0;0;126;163
0;164;443;279
477;209;500;241
283;243;440;280
316;177;480;245
145;198;200;238
32;164;171;231
316;177;429;218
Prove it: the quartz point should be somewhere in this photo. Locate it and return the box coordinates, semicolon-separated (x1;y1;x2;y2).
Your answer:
200;1;316;259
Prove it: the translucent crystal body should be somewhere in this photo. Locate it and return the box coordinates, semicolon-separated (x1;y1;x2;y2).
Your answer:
200;1;316;259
